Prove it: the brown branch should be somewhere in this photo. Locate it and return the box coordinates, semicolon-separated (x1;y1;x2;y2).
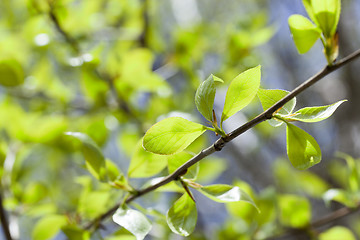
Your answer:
47;5;142;125
84;48;360;230
0;189;12;240
266;202;360;240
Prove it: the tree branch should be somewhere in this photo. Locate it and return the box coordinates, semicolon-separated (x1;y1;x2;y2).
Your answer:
84;48;360;230
0;189;12;240
266;202;360;240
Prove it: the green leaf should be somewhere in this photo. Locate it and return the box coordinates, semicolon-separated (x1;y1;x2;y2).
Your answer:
257;88;296;127
32;215;67;240
278;194;311;228
337;152;360;192
195;74;219;122
198;184;257;207
302;0;318;25
288;14;322;54
285;100;346;122
166;193;197;236
323;189;358;207
113;207;152;240
221;66;261;124
311;0;341;37
319;226;356;240
62;226;90;240
65;132;107;181
0;59;24;87
143;117;207;155
128;139;168;178
168;152;198;180
286;123;321;170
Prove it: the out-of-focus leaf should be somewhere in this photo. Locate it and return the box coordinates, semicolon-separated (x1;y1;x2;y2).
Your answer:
221;66;261;124
286;123;321;170
128;139;168;178
278;194;311;228
166;193;197;237
168;152;198;180
62;225;90;240
65;132;107;181
143;117;207;155
32;215;67;240
0;59;24;87
196;157;226;183
319;226;356;240
257;88;296;127
113;207;152;240
323;189;358;207
288;14;321;54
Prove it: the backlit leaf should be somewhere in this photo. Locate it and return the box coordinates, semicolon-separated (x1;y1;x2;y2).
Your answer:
199;184;257;208
143;117;207;155
221;66;261;124
311;0;341;37
113;207;152;240
166;193;197;236
286;123;321;170
288;14;321;54
286;100;346;122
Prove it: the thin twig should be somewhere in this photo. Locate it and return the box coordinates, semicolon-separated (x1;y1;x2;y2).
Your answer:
84;49;360;230
0;190;12;240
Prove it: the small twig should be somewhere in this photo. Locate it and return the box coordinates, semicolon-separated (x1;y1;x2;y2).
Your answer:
84;48;360;230
0;190;12;240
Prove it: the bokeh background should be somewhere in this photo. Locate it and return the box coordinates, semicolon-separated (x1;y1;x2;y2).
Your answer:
0;0;360;239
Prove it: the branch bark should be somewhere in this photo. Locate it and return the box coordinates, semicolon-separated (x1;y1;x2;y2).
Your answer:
0;190;12;240
84;48;360;230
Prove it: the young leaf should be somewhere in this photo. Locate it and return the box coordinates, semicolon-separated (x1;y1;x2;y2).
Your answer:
221;66;261;124
257;89;296;127
286;123;321;170
285;100;346;123
128;139;168;178
168;152;199;180
143;117;207;155
166;193;197;237
113;207;152;240
288;14;322;54
319;226;356;240
302;0;318;25
198;184;257;207
65;132;107;181
311;0;341;37
195;74;222;122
